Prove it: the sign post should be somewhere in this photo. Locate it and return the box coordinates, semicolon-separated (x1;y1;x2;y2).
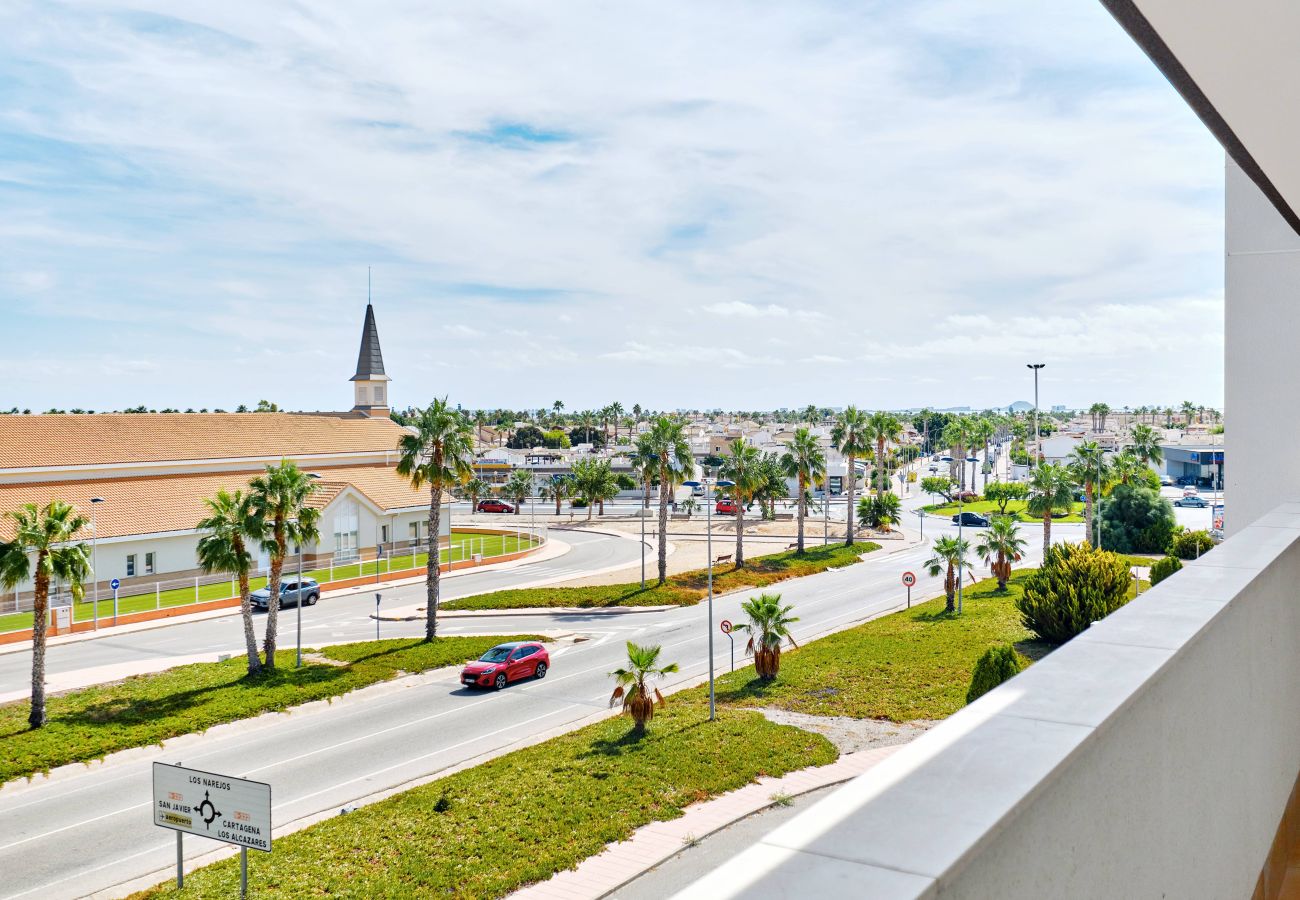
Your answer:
153;762;271;897
901;571;916;608
110;578;120;625
375;593;382;641
720;619;734;672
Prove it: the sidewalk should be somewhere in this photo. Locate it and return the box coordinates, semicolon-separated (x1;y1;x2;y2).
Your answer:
509;745;901;900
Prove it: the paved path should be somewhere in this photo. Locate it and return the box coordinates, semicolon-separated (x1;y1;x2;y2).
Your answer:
510;746;900;900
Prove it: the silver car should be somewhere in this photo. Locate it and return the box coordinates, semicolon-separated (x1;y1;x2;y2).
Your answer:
251;577;320;610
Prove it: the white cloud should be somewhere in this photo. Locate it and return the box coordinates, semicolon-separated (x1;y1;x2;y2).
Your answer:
703;301;822;320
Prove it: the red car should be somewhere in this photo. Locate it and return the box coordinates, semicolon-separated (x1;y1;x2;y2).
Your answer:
461;641;550;690
476;499;515;514
715;498;740;515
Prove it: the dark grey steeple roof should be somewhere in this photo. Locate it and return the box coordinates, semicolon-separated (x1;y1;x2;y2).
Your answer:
350;303;388;381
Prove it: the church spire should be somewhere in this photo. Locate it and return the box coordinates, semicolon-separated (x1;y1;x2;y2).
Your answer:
350;290;391;416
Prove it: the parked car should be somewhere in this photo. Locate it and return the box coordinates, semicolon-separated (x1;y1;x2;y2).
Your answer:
952;511;991;527
476;498;515;514
715;498;740;515
460;641;550;690
1175;475;1199;487
1174;495;1209;508
1159;475;1174;487
928;464;939;473
1182;486;1200;498
691;485;706;498
251;577;320;610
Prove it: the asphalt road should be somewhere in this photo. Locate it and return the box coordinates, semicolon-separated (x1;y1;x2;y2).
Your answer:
0;528;993;900
0;528;642;694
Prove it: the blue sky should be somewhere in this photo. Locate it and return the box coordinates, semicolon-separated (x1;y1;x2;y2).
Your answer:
0;1;1224;413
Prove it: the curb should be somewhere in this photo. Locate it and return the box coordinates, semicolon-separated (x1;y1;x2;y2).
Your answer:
373;604;680;622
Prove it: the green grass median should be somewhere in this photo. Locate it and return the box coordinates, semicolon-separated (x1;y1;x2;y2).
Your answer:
0;635;543;784
132;700;835;899
443;540;883;611
0;531;539;634
921;499;1084;523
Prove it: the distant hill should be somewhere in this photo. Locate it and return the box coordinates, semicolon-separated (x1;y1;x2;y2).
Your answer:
1008;400;1033;413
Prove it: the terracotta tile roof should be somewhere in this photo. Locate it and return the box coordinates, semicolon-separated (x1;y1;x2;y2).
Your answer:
0;412;408;471
0;465;429;541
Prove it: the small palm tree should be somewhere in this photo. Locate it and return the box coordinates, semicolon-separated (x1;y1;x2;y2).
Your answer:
832;406;871;545
608;641;678;732
780;428;827;554
974;517;1026;590
462;477;491;509
571;457;619;519
733;593;799;680
720;437;763;566
925;534;970;614
0;501;91;728
1026;462;1076;557
540;475;572;515
247;461;320;669
196;489;264;675
501;470;533;515
857;491;902;531
397;398;475;641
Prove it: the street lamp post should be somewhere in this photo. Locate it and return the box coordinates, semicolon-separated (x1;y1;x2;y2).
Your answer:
683;473;734;723
640;494;646;590
288;518;304;669
90;498;104;630
1027;364;1045;463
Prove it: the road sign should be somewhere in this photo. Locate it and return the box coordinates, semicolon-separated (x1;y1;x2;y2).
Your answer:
110;578;120;591
152;762;272;853
901;571;916;587
720;619;732;634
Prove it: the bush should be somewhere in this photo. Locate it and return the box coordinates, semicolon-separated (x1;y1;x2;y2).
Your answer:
1098;483;1177;554
1150;555;1183;585
967;644;1025;703
984;481;1029;513
1016;542;1132;644
1169;529;1214;560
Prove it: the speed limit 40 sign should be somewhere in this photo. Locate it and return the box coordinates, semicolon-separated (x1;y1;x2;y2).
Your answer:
901;571;916;587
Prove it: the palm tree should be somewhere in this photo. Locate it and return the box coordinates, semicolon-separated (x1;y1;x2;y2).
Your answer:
247;460;320;669
608;401;625;445
540;475;572;515
1110;448;1144;486
1181;400;1196;426
832;406;870;545
629;434;658;511
971;417;996;491
942;417;972;488
397;399;475;641
0;501;91;728
1026;462;1076;557
800;404;820;427
720;437;763;566
608;641;678;732
865;412;902;496
461;477;491;510
571;458;619;519
857;491;902;531
1129;423;1164;469
974;517;1026;590
733;593;799;680
780;427;827;554
196;489;264;675
575;410;599;445
925;535;970;614
1068;442;1110;547
645;417;693;583
753;453;788;520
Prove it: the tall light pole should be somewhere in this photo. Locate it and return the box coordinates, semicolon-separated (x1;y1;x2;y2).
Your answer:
1027;364;1045;463
90;497;104;630
683;473;734;722
942;457;978;615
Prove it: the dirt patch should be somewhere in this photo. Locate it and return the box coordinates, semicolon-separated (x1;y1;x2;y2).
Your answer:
757;707;937;754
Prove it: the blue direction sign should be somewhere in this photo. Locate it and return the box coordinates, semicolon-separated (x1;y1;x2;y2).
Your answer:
110;578;121;591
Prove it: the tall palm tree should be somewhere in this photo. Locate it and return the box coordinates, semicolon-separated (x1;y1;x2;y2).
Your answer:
247;460;320;669
866;411;902;496
801;404;820;427
575;410;598;445
645;417;693;583
1129;423;1164;469
942;417;972;488
925;535;970;614
0;501;91;728
753;453;788;520
608;641;678;733
832;406;870;545
196;489;264;675
733;593;799;680
609;402;625;444
974;517;1026;591
971;417;996;491
1181;400;1196;426
720;437;763;566
629;434;658;511
1026;462;1076;557
397;399;475;641
1068;442;1110;547
781;427;827;554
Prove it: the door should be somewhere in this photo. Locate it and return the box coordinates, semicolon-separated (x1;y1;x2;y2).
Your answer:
509;647;534;680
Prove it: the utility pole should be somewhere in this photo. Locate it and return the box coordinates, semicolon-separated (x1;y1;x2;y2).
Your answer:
1027;364;1045;463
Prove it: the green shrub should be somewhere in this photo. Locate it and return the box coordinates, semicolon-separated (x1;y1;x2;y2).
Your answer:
1016;542;1132;644
1098;484;1177;554
1169;529;1214;560
966;644;1025;703
1149;555;1183;585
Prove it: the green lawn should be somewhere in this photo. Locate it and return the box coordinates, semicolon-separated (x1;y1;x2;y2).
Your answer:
443;541;883;611
133;700;835;900
921;499;1085;523
0;531;538;634
0;635;543;784
703;571;1045;722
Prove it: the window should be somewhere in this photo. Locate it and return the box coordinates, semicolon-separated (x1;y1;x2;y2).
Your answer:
409;522;421;543
516;646;537;659
145;552;155;575
333;497;360;561
381;524;390;544
374;385;385;405
126;554;136;578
